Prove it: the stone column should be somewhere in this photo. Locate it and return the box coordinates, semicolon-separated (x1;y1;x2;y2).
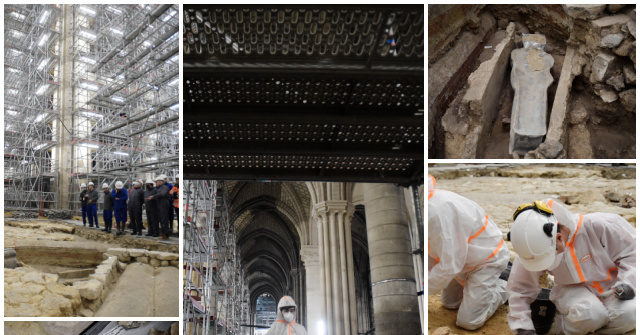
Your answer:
57;5;74;209
363;184;420;335
314;201;357;335
301;245;322;334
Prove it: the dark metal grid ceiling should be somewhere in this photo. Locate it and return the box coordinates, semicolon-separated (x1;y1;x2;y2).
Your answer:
184;5;424;185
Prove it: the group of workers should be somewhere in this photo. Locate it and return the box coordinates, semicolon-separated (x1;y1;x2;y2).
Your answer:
79;175;179;240
428;174;636;335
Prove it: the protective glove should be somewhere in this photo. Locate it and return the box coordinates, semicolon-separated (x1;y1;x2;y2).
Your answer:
517;329;536;335
600;283;635;300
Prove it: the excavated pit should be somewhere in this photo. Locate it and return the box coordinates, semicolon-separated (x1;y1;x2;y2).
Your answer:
4;219;179;317
429;4;636;159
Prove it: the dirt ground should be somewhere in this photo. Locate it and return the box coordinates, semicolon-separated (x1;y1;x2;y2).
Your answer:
428;164;636;334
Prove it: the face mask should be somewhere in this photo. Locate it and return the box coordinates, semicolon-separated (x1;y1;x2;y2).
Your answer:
283;312;295;323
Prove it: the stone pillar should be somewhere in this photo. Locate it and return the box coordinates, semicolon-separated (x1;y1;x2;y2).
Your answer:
301;245;322;334
313;201;357;335
363;184;420;335
57;5;73;209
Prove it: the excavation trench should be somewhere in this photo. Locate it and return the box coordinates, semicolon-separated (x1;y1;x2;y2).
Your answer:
429;4;636;159
4;219;179;317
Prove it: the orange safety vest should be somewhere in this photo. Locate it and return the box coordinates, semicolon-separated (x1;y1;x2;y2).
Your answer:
170;186;179;208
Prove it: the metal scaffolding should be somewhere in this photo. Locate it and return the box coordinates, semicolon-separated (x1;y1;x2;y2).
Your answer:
4;4;179;211
184;180;250;335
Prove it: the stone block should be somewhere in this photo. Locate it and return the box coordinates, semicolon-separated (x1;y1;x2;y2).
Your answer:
606;73;625;91
137;256;149;264
590;52;617;83
509;36;555;154
591;14;631;29
161;260;169;267
128;248;147;257
608;4;627;13
73;279;102;300
623;63;635;84
619;89;635;111
601;34;624;48
614;39;634;56
150;258;161;267
596;87;618;103
569;106;589;125
563;4;606;20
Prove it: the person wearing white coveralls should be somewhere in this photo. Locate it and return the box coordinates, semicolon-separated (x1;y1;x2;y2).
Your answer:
428;175;510;330
507;199;635;335
266;296;307;335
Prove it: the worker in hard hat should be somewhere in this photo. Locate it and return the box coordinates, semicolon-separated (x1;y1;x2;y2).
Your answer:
507;199;636;335
169;176;179;234
266;296;307;335
144;179;158;237
80;183;88;226
146;175;171;240
428;174;509;330
111;181;128;235
102;183;113;233
128;180;145;236
86;182;100;229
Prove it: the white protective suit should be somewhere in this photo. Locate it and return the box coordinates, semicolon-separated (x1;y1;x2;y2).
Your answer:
507;198;636;335
428;176;510;330
266;296;307;335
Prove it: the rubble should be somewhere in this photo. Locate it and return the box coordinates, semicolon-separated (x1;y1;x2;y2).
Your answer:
601;33;624;48
590;52;617;83
618;89;635;111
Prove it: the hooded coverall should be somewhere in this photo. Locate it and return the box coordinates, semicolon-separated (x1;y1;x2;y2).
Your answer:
507;199;636;335
428;178;509;330
266;296;307;335
112;188;128;233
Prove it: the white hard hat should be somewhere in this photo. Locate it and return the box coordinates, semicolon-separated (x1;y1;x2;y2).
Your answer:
510;209;558;272
155;175;166;182
115;181;123;189
102;183;109;189
133;180;140;187
88;182;94;186
146;179;154;185
80;183;87;188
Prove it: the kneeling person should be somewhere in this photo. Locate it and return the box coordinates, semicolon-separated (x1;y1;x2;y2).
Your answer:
428;175;510;330
507;199;635;335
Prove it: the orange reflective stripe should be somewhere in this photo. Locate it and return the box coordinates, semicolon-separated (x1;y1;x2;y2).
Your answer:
429;174;436;188
434;257;440;265
568;214;586;282
547;199;554;207
468;215;489;243
486;239;504;261
428;242;440;265
591;281;604;294
428;190;434;200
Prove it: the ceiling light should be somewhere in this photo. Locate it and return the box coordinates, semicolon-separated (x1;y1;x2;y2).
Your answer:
80;111;104;118
37;58;49;71
143;41;152;48
162;9;177;22
79;143;100;149
33;143;47;150
34;113;47;122
78;6;97;17
172;130;179;135
78;30;97;41
37;33;51;47
38;10;50;25
80;56;97;64
114;151;129;156
7;88;18;95
169;103;179;110
6;110;18;116
79;82;99;91
10;12;26;21
110;28;123;36
106;6;123;15
111;96;125;103
167;78;179;86
36;84;49;95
